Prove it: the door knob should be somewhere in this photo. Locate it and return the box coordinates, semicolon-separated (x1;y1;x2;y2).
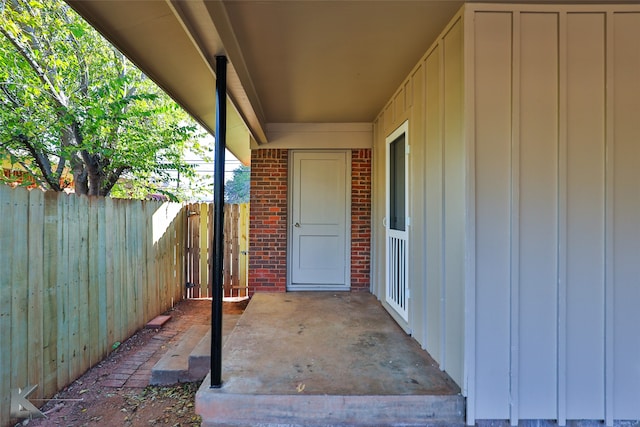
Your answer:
294;222;300;227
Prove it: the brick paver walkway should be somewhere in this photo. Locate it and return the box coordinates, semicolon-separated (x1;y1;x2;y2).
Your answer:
99;299;242;389
102;329;178;388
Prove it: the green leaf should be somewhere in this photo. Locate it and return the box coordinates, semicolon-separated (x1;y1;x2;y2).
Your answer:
0;0;206;197
67;23;85;38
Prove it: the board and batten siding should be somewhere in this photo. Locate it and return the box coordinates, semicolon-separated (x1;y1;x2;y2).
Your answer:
468;4;640;424
372;12;467;392
373;2;640;425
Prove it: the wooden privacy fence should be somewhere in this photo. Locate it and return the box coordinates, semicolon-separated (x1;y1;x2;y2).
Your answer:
0;186;185;427
184;203;249;299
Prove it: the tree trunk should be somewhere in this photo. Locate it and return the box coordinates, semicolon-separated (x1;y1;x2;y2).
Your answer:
72;161;89;195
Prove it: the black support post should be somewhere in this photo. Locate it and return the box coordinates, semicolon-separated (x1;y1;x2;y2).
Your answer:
210;55;227;388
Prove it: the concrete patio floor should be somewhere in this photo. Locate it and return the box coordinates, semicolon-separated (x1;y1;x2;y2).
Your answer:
196;292;464;426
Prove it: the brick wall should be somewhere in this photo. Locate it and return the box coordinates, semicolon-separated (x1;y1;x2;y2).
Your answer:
350;149;372;291
248;149;288;293
248;148;372;294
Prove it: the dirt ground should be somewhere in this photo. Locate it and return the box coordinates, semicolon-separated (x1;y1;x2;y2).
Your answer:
15;299;247;427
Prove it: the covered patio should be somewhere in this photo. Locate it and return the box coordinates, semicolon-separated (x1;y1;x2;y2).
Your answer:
64;1;640;425
196;292;463;426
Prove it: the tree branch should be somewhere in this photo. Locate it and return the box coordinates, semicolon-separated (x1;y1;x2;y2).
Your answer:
101;165;127;196
12;134;61;191
0;26;67;109
0;83;21;107
0;143;48;188
63;15;89;96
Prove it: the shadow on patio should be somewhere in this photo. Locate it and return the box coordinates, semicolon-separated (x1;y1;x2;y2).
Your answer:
196;292;464;427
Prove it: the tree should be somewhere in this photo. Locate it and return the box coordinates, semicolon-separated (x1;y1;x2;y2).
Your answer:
225;164;250;203
0;0;201;197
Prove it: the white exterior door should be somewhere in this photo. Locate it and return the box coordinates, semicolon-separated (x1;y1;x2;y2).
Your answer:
386;122;409;321
289;151;350;290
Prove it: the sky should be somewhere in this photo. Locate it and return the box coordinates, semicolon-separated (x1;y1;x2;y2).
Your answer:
177;135;245;201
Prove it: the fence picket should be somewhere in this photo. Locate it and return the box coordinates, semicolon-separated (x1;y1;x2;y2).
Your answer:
104;197;116;352
42;191;59;398
238;203;249;297
184;203;249;299
0;187;247;426
77;196;90;374
207;204;214;297
56;193;70;389
199;203;208;297
27;190;44;399
87;197;101;366
0;186;13;427
67;195;81;381
11;188;29;393
231;205;240;295
96;198;108;360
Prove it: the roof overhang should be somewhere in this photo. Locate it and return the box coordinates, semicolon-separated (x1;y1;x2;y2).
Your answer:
66;0;480;164
67;0;266;165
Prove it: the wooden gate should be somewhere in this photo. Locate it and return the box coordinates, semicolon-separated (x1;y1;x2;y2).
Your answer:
184;203;249;298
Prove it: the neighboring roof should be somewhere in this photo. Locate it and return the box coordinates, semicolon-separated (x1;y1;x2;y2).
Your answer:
64;0;467;163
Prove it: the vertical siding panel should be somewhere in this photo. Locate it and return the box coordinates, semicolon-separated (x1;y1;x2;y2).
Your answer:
473;11;513;419
384;105;394;135
509;12;521;424
518;12;559;418
372;118;386;298
604;12;614;426
28;190;45;399
565;12;606;419
425;46;443;364
442;17;465;388
557;12;568;424
463;5;477;417
394;87;406;123
611;11;640;420
409;62;427;347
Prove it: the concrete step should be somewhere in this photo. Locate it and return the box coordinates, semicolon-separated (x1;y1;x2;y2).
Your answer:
150;324;210;385
197;375;465;426
188;330;211;380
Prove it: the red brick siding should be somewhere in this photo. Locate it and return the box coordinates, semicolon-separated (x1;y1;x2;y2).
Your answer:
350;149;372;291
248;149;288;294
248;148;372;294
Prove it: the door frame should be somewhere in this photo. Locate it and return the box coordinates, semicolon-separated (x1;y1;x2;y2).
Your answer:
287;149;352;291
385;121;410;321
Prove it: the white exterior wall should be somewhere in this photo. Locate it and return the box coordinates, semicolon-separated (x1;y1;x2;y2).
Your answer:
372;2;640;425
371;13;467;390
467;4;640;424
